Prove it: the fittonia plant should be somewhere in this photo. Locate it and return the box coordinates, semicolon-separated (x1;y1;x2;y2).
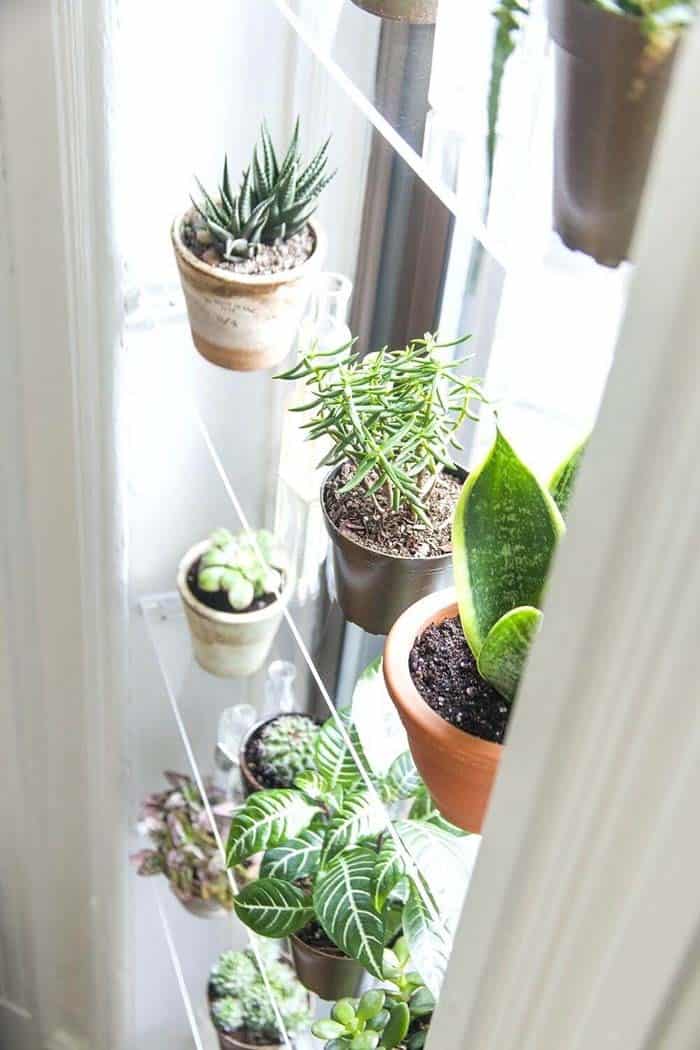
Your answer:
197;529;284;611
192;119;335;261
256;715;320;788
452;425;586;702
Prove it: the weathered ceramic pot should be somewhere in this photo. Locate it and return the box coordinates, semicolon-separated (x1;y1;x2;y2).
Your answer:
172;215;326;371
350;0;438;23
321;465;465;636
383;588;502;832
290;934;365;1001
177;541;294;678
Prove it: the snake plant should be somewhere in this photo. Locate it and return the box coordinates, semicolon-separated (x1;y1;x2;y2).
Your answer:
192;118;334;260
452;425;586;702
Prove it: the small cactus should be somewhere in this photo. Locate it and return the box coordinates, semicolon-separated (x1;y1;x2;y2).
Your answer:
197;528;285;612
257;715;319;788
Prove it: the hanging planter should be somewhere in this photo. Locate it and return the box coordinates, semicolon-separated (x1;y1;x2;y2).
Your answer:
384;427;586;831
350;0;438;23
548;0;686;267
239;713;320;796
276;333;484;636
177;529;293;678
290;932;365;1001
172;119;332;371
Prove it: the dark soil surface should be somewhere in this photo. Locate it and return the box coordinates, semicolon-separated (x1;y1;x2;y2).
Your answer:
187;557;279;615
409;617;510;743
324;463;463;558
243;715;317;790
296;919;345;955
215;1022;281;1046
182;209;314;276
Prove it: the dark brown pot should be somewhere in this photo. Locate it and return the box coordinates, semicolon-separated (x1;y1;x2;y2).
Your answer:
350;0;438;22
239;713;319;797
321;465;466;636
290;933;365;1001
548;0;680;267
383;588;502;833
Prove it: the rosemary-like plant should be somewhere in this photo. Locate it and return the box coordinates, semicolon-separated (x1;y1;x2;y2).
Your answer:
192;119;334;260
275;334;484;522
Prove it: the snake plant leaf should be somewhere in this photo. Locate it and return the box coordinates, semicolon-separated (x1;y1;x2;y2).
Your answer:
315;708;371;789
549;437;588;517
477;605;543;701
225;790;319;868
233;877;313;938
384;752;421;802
402;882;451;998
372;836;407;912
314;846;386;978
321;785;386;865
259;826;325;881
453;426;564;658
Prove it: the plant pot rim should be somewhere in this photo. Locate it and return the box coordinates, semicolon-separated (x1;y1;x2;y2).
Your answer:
320;463;466;566
549;0;655;36
290;931;349;961
239;712;320;794
171;211;326;289
383;587;503;759
210;1024;283;1050
177;541;295;626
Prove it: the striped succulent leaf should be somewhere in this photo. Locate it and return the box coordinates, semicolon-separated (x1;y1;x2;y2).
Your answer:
225;789;319;868
321;785;386;865
259;826;325;881
314;846;386;978
233;877;313;938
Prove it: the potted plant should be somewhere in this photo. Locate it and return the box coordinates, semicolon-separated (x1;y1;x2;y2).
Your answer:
131;771;238;917
225;707;468;999
239;712;320;796
383;426;586;832
312;939;434;1050
177;528;294;678
350;0;438;22
548;0;696;266
208;943;312;1050
276;333;484;635
172;119;333;371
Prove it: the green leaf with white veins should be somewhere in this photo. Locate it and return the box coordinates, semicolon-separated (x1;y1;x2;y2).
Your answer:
314;846;386;978
225;789;319;867
233;877;313;938
477;605;543;701
321;785;386;865
315;708;371;789
403;882;451;998
259;826;325;881
372;835;406;912
384;751;421;801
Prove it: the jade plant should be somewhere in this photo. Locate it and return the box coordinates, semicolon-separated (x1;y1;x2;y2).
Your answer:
131;771;235;909
276;333;484;521
209;943;311;1042
313;939;434;1050
226;708;467;993
197;528;284;611
452;424;586;702
256;715;320;788
192;119;334;261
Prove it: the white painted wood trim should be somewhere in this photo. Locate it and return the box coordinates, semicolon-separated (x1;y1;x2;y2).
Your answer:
429;21;700;1050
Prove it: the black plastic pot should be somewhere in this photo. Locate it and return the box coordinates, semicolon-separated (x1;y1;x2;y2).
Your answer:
548;0;680;267
290;934;365;1001
350;0;438;22
321;465;466;636
239;713;319;797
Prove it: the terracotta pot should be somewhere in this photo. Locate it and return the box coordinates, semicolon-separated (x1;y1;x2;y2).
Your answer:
177;542;294;678
321;465;465;636
290;934;364;1001
383;588;502;832
171;214;326;372
239;713;319;797
350;0;438;22
548;0;680;267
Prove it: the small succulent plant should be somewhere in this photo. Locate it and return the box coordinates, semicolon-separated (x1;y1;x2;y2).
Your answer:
197;529;285;612
131;771;236;909
256;715;319;788
192;118;335;260
209;945;311;1041
312;939;434;1050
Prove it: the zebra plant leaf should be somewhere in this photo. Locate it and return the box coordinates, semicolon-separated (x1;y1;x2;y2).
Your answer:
372;836;407;912
477;605;543;702
225;789;319;867
452;426;564;659
403;883;452;998
321;786;386;865
233;877;313;938
314;847;386;978
384;751;421;802
549;437;587;517
259;826;325;881
315;709;371;789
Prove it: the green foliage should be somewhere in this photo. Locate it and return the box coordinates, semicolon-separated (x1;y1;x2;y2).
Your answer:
452;426;565;701
225;790;320;867
549;437;587;517
487;1;529;203
257;715;319;788
209;944;311;1039
276;333;484;521
191;118;334;259
589;0;696;39
232;878;315;937
196;528;285;611
314;847;386;978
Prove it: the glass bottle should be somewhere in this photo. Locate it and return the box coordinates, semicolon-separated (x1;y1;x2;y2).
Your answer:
213;703;256;800
263;659;298;718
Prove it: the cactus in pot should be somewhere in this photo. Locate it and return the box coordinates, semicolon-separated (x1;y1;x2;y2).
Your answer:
241;714;320;793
